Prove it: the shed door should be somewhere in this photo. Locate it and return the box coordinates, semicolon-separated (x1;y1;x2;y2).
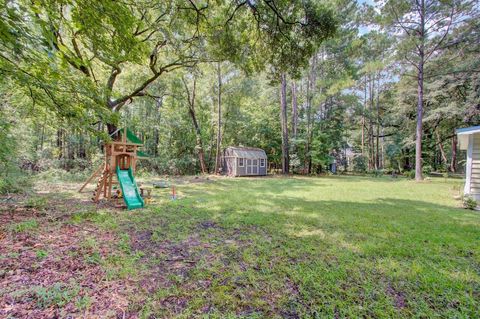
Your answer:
246;159;258;175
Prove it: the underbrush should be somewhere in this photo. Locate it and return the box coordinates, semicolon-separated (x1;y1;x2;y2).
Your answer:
0;167;93;195
0;173;31;195
23;196;48;210
35;168;91;183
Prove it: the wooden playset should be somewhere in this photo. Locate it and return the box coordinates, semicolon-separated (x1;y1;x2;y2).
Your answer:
79;128;147;209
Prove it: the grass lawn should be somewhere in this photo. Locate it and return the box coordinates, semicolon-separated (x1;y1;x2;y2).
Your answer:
1;175;479;318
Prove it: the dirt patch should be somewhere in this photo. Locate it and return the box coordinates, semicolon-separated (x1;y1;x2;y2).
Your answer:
278;277;302;319
0;190;121;224
197;220;220;230
387;284;407;310
0;206;43;226
131;232;208;290
0;194;41;224
0;223;133;318
126;221;272;316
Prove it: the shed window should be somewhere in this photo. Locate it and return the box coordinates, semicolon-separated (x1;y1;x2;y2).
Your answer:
260;158;265;167
238;158;244;167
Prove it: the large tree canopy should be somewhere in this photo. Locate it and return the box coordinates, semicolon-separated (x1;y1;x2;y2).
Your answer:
0;0;336;131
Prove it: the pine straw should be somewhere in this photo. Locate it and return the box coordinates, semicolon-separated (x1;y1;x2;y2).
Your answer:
0;216;134;318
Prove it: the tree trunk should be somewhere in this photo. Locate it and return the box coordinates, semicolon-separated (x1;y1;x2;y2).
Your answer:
381;127;385;168
450;132;457;172
435;129;448;167
56;129;63;160
183;76;207;174
375;72;380;169
291;81;298;171
191;112;207;174
415;0;425;181
291;81;298;139
415;64;424;180
107;123;119;137
207;114;216;173
214;63;222;175
305;55;317;174
39;112;47;151
280;73;289;174
361;75;367;156
369;73;374;170
153;97;162;157
77;130;86;159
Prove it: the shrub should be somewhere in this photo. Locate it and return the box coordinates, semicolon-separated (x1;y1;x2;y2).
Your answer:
353;155;368;173
462;195;477;210
0;175;30;194
368;169;384;177
383;167;394;175
405;170;415;179
422;165;433;176
0;178;21;194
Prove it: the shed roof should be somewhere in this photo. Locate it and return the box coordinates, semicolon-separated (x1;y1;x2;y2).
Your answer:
226;146;267;159
456;126;480;150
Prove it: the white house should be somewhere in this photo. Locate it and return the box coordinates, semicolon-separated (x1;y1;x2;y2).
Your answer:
457;125;480;199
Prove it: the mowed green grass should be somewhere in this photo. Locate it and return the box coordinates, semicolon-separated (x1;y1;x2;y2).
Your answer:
106;175;478;318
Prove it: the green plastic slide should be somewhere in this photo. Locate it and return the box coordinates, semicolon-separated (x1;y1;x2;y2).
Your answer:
116;166;145;210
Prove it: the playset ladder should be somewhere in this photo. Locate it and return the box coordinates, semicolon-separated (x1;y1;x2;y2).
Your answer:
78;164;103;193
92;169;107;202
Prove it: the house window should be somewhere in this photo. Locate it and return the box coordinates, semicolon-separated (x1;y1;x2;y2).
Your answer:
260;158;265;167
238;158;244;167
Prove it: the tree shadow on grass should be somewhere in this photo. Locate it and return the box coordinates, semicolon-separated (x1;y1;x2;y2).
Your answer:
189;189;479;258
128;193;480;318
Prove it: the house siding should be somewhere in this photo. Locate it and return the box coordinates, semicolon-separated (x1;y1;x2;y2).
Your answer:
471;133;480;195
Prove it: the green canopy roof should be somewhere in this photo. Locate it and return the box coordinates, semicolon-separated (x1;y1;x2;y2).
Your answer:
121;128;149;158
137;150;149;158
126;128;143;144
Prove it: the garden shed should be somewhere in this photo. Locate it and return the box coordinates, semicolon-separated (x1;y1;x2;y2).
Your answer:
457;125;480;200
222;146;268;177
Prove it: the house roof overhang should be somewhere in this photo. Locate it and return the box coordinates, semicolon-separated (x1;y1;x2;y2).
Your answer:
456;125;480;150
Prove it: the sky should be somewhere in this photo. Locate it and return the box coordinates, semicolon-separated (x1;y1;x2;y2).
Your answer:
356;0;381;35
